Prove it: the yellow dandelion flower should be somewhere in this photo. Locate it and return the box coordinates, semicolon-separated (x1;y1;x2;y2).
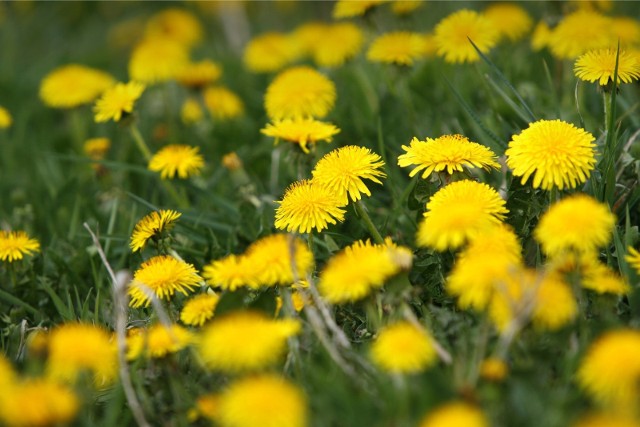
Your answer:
318;240;406;304
93;81;145;123
311;145;386;205
46;323;117;386
0;378;79;427
181;293;220;326
367;31;428;66
391;0;424;15
479;358;508;382
203;85;244;120
0;105;12;129
434;9;499;64
312;22;364;68
202;254;258;291
483;3;533;42
128;255;201;308
243;32;302;73
292;22;328;57
577;329;640;411
190;393;219;422
0;230;40;262
626;246;640;275
181;98;204;124
39;64;115;109
548;10;613;59
129;37;189;84
0;354;16;389
244;234;314;287
144;323;193;358
575;48;640;86
261;118;340;154
145;8;203;48
572;413;640;427
274;180;346;234
265;66;336;120
530;272;577;330
83;137;110;160
176;59;222;89
581;261;630;295
130;209;181;252
222;152;243;171
534;194;615;257
419;401;488;427
611;17;640;47
370;321;437;374
197;311;301;372
333;0;386;19
417;180;508;251
398;134;500;180
506;119;596;191
531;21;552;51
216;375;307;427
148;144;205;179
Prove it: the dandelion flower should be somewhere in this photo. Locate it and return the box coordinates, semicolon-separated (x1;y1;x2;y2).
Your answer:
0;230;40;262
39;64;115;109
626;246;640;275
243;32;302;73
190;394;219;422
203;86;244;120
145;8;203;48
181;293;220;326
611;17;640;47
370;321;437;374
93;81;145;123
261;118;340;154
530;272;577;330
0;354;15;389
129;37;189;84
222;152;243;171
479;358;508;382
367;31;427;66
531;21;552;51
398;135;499;180
181;98;204;124
434;9;499;64
216;375;307;427
581;261;630;295
548;10;613;59
575;48;640;86
176;59;222;89
275;180;346;234
46;323;117;386
203;254;258;291
128;255;201;308
0;105;12;129
144;323;193;358
483;3;533;42
83;137;110;161
244;234;314;287
333;0;385;19
130;209;181;252
265;66;336;120
419;401;488;427
391;0;424;15
534;194;614;257
577;329;640;410
148;144;205;179
311;145;386;205
506;119;596;191
312;23;364;68
417;180;508;251
197;311;300;372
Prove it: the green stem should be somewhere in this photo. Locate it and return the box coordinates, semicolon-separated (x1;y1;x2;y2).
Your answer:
129;123;152;162
307;231;315;252
354;200;385;244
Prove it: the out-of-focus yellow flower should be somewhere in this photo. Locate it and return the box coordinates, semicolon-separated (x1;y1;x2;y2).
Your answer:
129;37;189;84
176;59;222;89
531;21;552;51
547;10;613;59
127;323;194;359
145;8;203;48
479;357;508;382
181;97;205;124
390;0;423;15
419;401;488;427
434;9;499;64
243;32;302;73
83;137;110;160
333;0;386;19
39;64;115;109
0;105;12;129
203;86;244;120
371;321;437;374
367;31;428;66
483;3;533;42
312;23;364;68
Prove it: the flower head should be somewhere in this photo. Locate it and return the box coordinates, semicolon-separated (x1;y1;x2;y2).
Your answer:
626;246;640;275
243;32;302;73
434;9;499;64
203;254;258;291
531;21;552;51
575;48;640;86
548;10;613;59
265;66;336;120
197;311;300;372
506;119;596;190
181;98;204;124
148;144;205;179
419;402;488;427
398;135;499;180
180;293;220;327
261;118;340;154
311;23;364;68
93;81;145;123
145;8;203;48
203;86;244;120
581;260;630;295
275;180;346;234
39;64;115;109
391;0;424;15
479;358;508;382
0;230;40;262
611;17;640;47
311;145;386;205
244;234;314;287
130;209;181;252
128;37;189;84
176;59;222;89
367;31;428;66
83;137;110;160
483;3;533;42
0;105;12;129
127;323;194;359
370;321;437;374
128;255;201;308
333;0;385;19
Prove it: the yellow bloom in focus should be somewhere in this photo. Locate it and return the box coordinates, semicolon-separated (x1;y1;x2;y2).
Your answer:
483;3;533;42
46;323;117;386
217;375;307;427
181;98;204;124
311;145;386;205
398;134;499;180
39;64;115;109
367;32;428;66
83;137;110;160
129;37;189;84
479;358;508;382
130;209;181;252
181;293;220;326
577;329;640;411
244;234;314;287
261;118;340;154
203;254;257;291
417;180;508;251
419;401;488;427
0;105;12;129
203;86;244;120
128;255;201;308
197;311;300;373
534;194;614;257
312;23;364;68
506;119;596;191
243;32;302;73
548;10;613;59
0;378;79;427
148;144;205;179
575;48;640;86
265;66;336;120
93;81;145;123
531;21;552;51
573;413;640;427
145;8;203;48
626;246;640;275
275;180;346;234
391;0;424;15
333;0;385;19
434;9;499;64
0;230;40;262
176;60;222;89
370;321;437;374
